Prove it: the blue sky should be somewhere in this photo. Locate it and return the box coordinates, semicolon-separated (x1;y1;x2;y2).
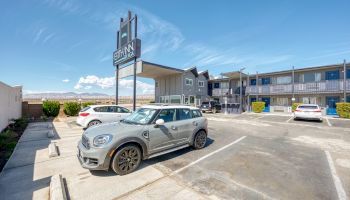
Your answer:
1;0;349;95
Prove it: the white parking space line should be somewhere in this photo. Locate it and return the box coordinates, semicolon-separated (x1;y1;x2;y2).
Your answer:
255;115;265;119
325;151;347;200
171;136;246;175
325;117;332;127
286;116;294;123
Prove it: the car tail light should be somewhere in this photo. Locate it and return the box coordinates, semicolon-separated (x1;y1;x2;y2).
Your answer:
295;109;301;112
314;109;321;112
79;112;90;117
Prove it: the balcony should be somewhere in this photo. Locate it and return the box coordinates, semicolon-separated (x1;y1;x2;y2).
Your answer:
246;80;350;95
212;88;230;96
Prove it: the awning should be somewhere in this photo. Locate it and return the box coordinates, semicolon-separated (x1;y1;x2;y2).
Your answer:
118;60;184;79
222;71;248;79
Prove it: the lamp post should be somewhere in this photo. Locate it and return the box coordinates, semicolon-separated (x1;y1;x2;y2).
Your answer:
239;67;246;114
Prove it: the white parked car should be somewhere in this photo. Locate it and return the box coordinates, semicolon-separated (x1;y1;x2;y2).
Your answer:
76;105;131;128
294;104;323;121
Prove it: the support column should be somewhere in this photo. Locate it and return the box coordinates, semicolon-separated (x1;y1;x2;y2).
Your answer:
247;73;250;112
292;66;295;103
256;71;259;101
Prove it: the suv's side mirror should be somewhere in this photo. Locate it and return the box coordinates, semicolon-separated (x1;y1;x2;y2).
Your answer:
155;119;165;127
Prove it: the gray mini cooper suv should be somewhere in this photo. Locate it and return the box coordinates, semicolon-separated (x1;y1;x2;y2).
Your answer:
77;104;208;175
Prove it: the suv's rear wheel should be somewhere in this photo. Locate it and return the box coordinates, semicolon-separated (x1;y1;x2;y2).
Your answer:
87;120;101;127
193;130;207;149
111;145;141;175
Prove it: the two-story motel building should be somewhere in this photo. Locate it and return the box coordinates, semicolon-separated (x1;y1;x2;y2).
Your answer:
209;62;350;115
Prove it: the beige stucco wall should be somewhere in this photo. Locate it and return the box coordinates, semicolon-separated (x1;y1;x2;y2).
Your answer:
0;81;22;131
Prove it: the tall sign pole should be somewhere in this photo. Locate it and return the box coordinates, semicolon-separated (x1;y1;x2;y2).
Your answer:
113;11;141;110
115;29;120;105
344;59;347;102
133;14;138;111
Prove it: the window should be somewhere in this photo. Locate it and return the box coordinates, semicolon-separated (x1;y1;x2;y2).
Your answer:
177;109;192;120
250;79;256;85
156;109;176;123
302;97;318;104
185;78;193;85
347;69;350;79
189;96;195;104
221;82;229;88
214;82;220;88
276;76;292;84
123;108;157;125
155;81;159;87
275;98;289;106
191;110;202;118
261;77;271;85
160;96;169;103
117;107;130;113
93;106;109;112
170;95;181;104
315;72;321;82
198;81;204;87
325;70;340;80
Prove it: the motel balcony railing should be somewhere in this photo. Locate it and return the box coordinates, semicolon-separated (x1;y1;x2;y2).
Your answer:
212;88;230;96
246;80;350;95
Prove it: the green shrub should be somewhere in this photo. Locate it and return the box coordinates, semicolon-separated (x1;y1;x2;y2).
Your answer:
252;102;265;113
336;102;350;118
292;103;303;112
82;101;95;108
42;100;60;117
64;102;81;116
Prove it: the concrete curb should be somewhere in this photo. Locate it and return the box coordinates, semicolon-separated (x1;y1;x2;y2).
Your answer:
49;143;59;157
48;130;55;138
50;174;67;200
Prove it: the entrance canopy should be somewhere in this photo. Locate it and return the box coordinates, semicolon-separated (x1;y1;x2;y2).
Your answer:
222;71;248;79
119;60;184;79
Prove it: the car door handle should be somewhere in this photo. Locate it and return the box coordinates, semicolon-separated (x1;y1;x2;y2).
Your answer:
192;121;198;126
171;125;177;130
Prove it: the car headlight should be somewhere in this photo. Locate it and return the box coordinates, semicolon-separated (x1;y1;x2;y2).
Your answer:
93;134;113;147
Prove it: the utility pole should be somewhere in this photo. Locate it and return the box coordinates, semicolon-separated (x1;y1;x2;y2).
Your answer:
344;59;347;102
239;67;246;113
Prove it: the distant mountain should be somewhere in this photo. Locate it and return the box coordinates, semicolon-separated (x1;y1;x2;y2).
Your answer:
23;92;111;99
23;92;153;100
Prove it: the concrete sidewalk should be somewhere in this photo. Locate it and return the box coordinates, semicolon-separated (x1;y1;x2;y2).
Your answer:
0;119;208;200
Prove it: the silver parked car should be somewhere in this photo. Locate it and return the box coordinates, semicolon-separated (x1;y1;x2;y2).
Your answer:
294;104;323;121
77;104;208;175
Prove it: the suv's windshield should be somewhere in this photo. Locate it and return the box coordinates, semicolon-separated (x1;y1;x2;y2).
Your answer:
121;108;157;125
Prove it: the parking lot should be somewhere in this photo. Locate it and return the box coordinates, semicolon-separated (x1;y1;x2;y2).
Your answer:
0;113;349;200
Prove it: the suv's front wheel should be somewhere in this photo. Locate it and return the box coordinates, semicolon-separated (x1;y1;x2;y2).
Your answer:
111;145;141;175
193;130;207;149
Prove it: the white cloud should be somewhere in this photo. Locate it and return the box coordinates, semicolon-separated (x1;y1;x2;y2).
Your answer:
62;79;70;83
74;75;154;94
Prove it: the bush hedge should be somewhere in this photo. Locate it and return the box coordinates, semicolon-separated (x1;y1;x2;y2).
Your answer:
64;102;81;116
292;103;303;112
252;102;265;113
336;102;350;118
82;101;95;108
42;101;60;117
